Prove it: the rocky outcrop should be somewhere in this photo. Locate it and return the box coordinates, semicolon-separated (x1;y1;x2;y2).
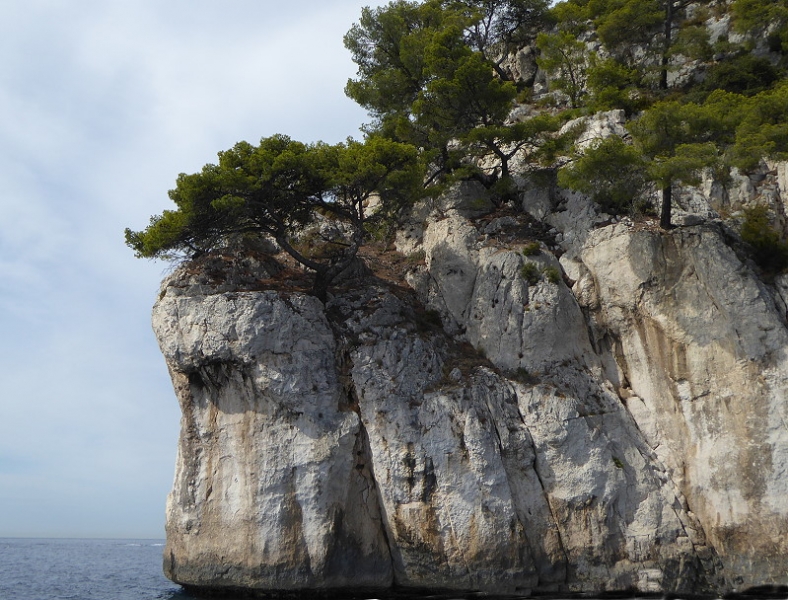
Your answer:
155;270;720;596
404;210;594;374
156;285;392;591
154;163;788;596
579;222;788;588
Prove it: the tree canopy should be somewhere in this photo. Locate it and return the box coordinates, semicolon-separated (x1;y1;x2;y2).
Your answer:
344;0;566;194
557;136;649;215
732;0;788;53
130;0;788;282
129;0;565;294
125;135;422;300
546;0;787;227
441;0;552;79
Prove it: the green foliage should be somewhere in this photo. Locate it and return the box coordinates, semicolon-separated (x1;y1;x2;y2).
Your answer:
520;261;540;284
559;88;753;226
126;134;422;299
556;0;717;93
738;0;788;28
549;0;591;36
364;215;397;243
701;89;752;147
345;0;564;192
732;0;788;52
670;23;713;61
342;0;788;233
646;142;718;190
463;111;570;185
126;135;318;260
344;1;444;121
711;35;744;57
558;136;649;214
134;0;788;278
740;205;788;272
522;241;541;255
590;0;663;53
628;99;727;226
731;81;788;171
629;100;699;158
586;54;641;113
629;100;727;180
125;209;191;262
536;30;589;107
413;35;519;150
702;53;779;97
484;174;519;205
543;265;561;284
445;0;552;76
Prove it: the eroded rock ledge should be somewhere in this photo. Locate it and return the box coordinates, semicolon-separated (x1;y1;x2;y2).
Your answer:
153;197;788;596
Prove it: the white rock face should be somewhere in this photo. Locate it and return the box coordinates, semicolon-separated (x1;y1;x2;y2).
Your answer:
405;211;595;374
501;45;538;85
559;109;628;151
155;261;718;595
515;370;717;594
155;170;788;596
155;286;392;591
674;162;788;227
580;223;788;588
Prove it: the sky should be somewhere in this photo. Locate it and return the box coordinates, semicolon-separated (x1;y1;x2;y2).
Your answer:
0;0;385;539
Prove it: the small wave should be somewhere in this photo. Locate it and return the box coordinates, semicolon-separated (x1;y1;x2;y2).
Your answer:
150;543;164;547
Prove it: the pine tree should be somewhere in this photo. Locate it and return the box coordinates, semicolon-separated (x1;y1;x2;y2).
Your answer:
125;135;422;300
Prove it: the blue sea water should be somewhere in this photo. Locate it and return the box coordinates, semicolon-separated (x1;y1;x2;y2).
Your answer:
0;538;533;600
0;537;519;600
0;538;185;600
6;537;784;600
0;538;528;600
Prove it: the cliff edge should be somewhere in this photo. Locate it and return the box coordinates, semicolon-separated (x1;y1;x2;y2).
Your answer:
152;166;788;596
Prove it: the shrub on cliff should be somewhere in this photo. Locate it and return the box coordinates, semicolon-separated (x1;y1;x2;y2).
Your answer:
549;0;717;93
125;135;422;301
732;0;788;54
740;205;788;273
702;53;779;97
731;81;788;172
558;136;649;215
559;89;757;226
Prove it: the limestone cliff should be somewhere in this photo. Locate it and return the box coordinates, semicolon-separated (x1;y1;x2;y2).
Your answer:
143;0;788;593
152;156;788;595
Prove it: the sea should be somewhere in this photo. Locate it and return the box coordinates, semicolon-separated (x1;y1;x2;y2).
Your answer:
3;537;786;600
0;538;185;600
0;538;536;600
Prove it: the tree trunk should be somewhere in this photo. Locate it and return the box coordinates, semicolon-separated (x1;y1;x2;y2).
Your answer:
660;184;673;229
492;59;512;83
500;155;510;180
311;270;329;304
660;0;674;91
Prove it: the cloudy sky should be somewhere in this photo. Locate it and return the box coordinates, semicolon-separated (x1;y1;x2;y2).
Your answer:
0;0;384;539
